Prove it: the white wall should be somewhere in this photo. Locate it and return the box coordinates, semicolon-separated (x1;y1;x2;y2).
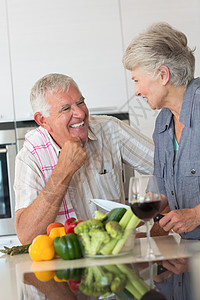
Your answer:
120;0;200;138
6;0;128;120
1;0;200;139
0;0;14;121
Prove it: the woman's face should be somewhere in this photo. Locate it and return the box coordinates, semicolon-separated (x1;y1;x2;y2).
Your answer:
131;67;168;110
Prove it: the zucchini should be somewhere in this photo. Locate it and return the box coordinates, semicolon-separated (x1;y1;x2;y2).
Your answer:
115;289;134;299
103;207;127;225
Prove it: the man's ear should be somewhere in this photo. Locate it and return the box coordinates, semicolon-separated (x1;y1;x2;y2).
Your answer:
34;112;51;131
159;65;170;85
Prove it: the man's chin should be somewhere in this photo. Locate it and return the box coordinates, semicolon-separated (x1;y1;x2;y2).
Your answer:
70;132;88;144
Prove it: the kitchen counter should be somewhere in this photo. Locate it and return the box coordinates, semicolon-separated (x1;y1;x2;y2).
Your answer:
1;234;200;299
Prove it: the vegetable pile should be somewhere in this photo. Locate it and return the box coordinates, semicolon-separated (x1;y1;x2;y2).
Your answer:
34;264;150;299
29;218;83;262
75;207;140;256
78;265;127;297
0;206;140;260
27;206;140;261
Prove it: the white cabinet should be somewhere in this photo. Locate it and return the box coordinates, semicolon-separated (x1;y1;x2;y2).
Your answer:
0;0;14;122
2;0;200;127
120;0;200;138
7;0;128;120
0;235;20;250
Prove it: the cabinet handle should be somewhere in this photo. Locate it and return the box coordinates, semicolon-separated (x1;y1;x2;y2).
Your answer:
0;148;7;153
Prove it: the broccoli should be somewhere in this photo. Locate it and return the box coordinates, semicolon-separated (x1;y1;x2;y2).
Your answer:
79;266;112;297
79;267;94;296
74;218;104;234
79;265;127;297
105;221;124;240
110;273;127;292
74;219;109;255
94;210;107;221
89;229;110;255
93;265;113;286
103;264;127;292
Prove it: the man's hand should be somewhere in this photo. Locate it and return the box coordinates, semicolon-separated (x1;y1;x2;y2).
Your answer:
57;137;87;175
16;137;87;245
159;206;200;234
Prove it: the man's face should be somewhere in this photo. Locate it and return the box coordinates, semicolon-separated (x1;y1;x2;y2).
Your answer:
43;84;89;147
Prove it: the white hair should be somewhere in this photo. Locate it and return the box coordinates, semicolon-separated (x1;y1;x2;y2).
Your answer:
30;73;80;117
123;22;195;86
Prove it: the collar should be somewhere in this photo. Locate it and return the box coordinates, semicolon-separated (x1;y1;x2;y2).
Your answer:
157;108;173;133
88;127;97;141
157;78;200;133
179;78;200;127
45;130;61;156
87;115;98;141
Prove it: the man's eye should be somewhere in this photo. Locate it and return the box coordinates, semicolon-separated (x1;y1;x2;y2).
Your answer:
77;99;85;106
62;106;70;112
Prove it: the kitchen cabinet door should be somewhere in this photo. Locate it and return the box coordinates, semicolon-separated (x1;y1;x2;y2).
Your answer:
7;0;127;121
0;0;14;122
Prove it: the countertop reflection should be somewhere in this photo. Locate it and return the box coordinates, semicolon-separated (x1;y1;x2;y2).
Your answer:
1;234;200;300
22;257;191;299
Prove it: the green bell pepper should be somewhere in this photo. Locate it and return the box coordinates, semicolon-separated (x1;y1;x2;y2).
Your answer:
56;268;84;281
54;233;82;260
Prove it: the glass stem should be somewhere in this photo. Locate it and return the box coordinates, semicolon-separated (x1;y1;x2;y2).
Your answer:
149;261;154;290
146;220;153;257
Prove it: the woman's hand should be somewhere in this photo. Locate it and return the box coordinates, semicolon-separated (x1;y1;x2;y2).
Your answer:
161;258;189;274
154;258;189;282
159;206;200;234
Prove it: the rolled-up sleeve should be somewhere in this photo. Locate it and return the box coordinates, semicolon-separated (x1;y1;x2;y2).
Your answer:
119;120;154;175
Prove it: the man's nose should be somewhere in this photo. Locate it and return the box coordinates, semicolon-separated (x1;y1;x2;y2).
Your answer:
72;104;85;117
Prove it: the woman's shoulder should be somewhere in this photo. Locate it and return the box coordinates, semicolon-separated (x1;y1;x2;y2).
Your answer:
155;108;172;127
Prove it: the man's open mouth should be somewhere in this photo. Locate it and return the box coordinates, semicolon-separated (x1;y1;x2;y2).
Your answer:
69;121;84;129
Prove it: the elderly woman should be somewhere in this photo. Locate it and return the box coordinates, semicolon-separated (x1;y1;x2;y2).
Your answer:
123;22;200;239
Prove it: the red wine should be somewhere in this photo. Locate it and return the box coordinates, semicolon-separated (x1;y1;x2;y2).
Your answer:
130;200;161;221
141;289;167;300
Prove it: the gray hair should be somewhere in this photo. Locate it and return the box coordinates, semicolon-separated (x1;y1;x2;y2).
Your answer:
30;73;80;117
122;22;195;86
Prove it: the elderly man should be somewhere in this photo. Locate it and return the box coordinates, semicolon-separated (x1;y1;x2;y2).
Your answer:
14;73;154;244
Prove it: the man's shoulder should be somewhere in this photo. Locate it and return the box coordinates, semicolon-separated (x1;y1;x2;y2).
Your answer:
15;145;34;163
18;126;56;158
25;126;48;142
89;115;120;128
88;115;121;136
24;126;55;151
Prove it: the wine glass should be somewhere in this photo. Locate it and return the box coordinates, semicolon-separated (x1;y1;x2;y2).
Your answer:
128;175;162;260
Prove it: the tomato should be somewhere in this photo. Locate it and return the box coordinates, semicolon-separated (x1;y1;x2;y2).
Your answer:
47;222;64;235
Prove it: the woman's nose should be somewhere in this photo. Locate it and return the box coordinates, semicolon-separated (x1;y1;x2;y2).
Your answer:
135;90;141;96
134;84;141;96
